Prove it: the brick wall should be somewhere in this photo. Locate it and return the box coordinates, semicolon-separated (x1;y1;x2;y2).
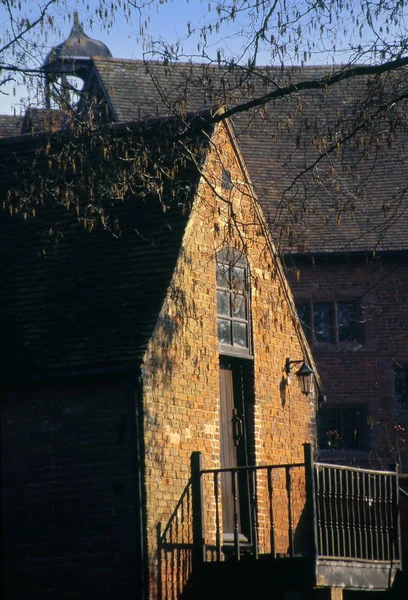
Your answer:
1;374;141;600
142;122;317;598
286;254;408;467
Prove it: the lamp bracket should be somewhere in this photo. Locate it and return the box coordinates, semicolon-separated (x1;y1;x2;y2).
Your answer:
285;357;304;374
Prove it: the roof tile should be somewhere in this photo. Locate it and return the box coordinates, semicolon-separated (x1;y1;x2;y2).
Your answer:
93;57;408;253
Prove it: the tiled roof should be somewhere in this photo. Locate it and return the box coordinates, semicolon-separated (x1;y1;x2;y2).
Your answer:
93;58;408;254
0;109;67;137
92;57;261;122
20;108;67;133
0;114;214;378
0;115;23;137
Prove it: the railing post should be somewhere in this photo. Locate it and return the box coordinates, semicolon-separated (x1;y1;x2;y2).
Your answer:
191;451;205;568
286;466;294;557
157;522;163;600
390;463;402;566
304;442;318;559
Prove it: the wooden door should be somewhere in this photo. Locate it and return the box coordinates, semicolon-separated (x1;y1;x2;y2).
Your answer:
219;359;252;540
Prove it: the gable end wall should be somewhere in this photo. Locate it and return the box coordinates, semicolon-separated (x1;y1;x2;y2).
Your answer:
142;122;317;599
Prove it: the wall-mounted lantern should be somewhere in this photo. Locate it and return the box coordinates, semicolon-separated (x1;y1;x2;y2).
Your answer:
285;357;314;396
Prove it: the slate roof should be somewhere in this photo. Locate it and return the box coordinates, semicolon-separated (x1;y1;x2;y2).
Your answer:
0;115;24;138
0;113;214;378
44;13;112;70
20;108;67;133
92;57;408;254
0;110;67;137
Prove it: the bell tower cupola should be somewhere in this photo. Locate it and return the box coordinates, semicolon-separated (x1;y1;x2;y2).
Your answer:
43;12;112;108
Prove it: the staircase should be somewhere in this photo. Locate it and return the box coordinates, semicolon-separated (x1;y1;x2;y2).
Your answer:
158;444;402;600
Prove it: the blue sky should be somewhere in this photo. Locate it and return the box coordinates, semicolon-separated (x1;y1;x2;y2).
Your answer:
0;0;247;114
0;0;404;115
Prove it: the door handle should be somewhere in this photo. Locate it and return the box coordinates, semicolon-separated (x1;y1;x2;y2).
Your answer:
232;408;243;446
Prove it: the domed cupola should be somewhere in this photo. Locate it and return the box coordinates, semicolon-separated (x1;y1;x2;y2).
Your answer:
43;12;112;107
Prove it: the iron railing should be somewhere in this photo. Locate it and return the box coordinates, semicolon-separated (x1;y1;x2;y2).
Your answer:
158;446;401;599
157;480;194;600
198;460;306;561
313;462;401;562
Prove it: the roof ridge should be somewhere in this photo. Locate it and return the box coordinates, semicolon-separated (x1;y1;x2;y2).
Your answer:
92;56;357;71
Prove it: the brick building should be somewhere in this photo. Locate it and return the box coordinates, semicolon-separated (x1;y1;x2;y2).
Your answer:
1;18;407;600
0;107;322;598
2;21;408;470
36;27;407;470
286;254;408;467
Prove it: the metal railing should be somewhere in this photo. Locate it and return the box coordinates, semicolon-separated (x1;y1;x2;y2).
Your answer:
157;480;194;600
313;462;401;562
157;452;307;599
198;460;306;561
158;446;401;598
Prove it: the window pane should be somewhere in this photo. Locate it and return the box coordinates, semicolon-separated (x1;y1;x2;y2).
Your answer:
338;302;357;342
314;302;332;342
217;290;230;316
216;253;250;352
395;367;408;410
222;168;233;190
218;319;231;345
233;321;248;348
216;263;230;288
232;294;246;319
231;266;246;292
318;406;367;450
296;302;311;341
342;407;364;449
318;409;341;449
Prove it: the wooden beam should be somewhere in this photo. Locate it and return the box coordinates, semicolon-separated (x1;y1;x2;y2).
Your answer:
325;588;343;600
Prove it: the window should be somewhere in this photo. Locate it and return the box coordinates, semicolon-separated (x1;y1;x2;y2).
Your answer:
216;249;251;355
296;299;362;344
395;366;408;410
222;168;233;190
318;406;369;450
314;302;332;342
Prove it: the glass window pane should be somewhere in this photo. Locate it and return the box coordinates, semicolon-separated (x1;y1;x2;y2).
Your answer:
216;263;230;288
231;266;246;292
343;407;363;449
395;367;408;410
222;168;233;190
318;406;367;450
217;290;230;316
216;254;250;352
232;294;246;319
233;321;248;348
218;319;231;345
318;409;340;449
338;302;357;342
314;302;332;342
296;302;311;341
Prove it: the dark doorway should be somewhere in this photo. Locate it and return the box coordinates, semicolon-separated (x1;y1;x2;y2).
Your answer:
219;357;254;543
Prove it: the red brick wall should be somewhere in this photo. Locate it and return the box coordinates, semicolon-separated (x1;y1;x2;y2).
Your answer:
1;374;141;600
142;122;317;598
286;254;408;467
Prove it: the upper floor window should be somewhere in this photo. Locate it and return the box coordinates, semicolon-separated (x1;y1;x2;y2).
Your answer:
395;365;408;410
296;299;363;345
222;168;233;190
216;249;251;356
318;405;369;451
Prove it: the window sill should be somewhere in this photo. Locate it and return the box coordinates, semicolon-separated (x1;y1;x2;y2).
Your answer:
317;449;371;464
312;340;377;353
219;343;253;359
